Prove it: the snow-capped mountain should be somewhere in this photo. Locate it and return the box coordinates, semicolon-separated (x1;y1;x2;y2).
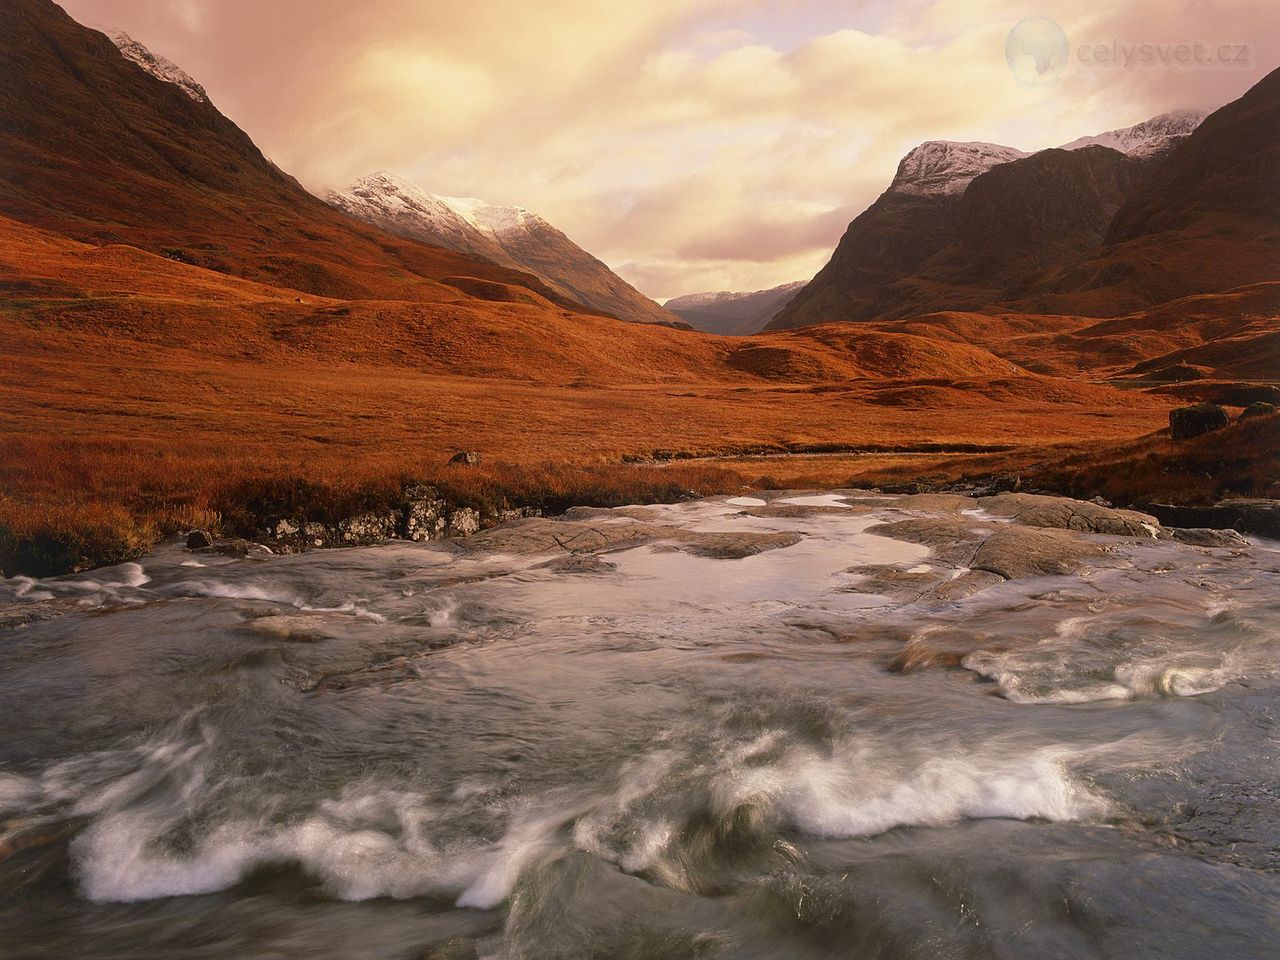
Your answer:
888;141;1029;196
110;32;207;103
1059;109;1206;160
666;281;806;336
328;173;680;325
328;173;521;270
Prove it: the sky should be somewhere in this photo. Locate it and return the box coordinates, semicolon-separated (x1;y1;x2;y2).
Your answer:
63;0;1276;301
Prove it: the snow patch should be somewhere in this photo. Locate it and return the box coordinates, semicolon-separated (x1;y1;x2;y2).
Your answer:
110;32;208;103
889;141;1029;197
1059;109;1205;159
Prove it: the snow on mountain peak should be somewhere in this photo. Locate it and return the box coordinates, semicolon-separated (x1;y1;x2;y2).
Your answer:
441;196;545;237
889;141;1030;197
330;173;549;243
1058;109;1207;159
666;281;807;310
328;173;493;251
110;32;207;103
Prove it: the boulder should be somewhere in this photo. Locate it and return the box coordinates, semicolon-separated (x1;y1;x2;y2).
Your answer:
208;537;257;558
978;493;1160;538
1148;500;1280;539
338;511;399;544
404;493;449;542
971;526;1105;580
445;507;482;538
1239;401;1277;421
185;529;213;549
448;451;482;466
1170;527;1250;548
1169;403;1229;440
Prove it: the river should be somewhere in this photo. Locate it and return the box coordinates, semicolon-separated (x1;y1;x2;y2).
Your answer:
2;492;1277;958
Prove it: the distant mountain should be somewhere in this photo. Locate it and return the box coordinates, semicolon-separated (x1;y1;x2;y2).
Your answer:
328;173;680;325
768;83;1277;331
666;281;806;335
0;0;577;305
1059;109;1205;160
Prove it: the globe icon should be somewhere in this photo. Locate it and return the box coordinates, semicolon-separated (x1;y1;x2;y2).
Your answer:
1005;17;1069;84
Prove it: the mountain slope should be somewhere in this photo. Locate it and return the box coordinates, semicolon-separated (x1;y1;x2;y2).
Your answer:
769;79;1278;331
0;0;577;306
110;31;208;103
666;281;806;335
1059;109;1205;159
328;173;680;325
766;140;1036;329
1033;68;1280;309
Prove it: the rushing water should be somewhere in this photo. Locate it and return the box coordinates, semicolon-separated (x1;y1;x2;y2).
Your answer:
1;493;1278;959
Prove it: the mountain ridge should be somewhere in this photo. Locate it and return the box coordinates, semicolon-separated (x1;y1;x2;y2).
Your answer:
666;281;807;335
0;0;588;309
327;172;681;325
765;88;1277;331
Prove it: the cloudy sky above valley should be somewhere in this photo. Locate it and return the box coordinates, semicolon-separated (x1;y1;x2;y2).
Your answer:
65;0;1275;300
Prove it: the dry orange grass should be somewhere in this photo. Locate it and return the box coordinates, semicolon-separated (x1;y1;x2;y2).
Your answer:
0;214;1220;575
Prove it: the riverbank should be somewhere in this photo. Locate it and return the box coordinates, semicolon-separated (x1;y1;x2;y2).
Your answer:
2;410;1274;577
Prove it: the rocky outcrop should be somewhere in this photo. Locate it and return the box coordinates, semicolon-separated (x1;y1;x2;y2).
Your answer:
456;513;800;560
1169;403;1230;439
1169;527;1250;548
971;526;1105;579
1240;402;1277;421
977;493;1160;537
1148;500;1280;539
246;484;539;554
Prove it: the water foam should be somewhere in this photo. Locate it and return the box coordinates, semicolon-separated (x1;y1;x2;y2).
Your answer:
963;649;1238;704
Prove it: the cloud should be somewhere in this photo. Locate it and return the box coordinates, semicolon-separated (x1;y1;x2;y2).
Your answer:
60;0;1277;299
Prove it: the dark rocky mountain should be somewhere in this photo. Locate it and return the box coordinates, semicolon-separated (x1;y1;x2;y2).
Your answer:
768;78;1279;330
665;281;806;335
0;0;580;306
1037;68;1280;310
769;144;1143;328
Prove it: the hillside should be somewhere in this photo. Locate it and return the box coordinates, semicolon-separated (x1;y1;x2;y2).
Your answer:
768;78;1278;330
0;0;580;307
328;173;680;325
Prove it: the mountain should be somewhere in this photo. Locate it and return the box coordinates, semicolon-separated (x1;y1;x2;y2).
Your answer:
888;141;1029;196
1033;70;1280;311
765;141;1031;329
110;31;209;103
768;79;1278;331
665;281;807;335
1059;109;1205;160
0;1;578;306
327;173;681;325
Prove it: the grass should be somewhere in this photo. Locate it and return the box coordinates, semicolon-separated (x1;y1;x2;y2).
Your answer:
3;213;1269;577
